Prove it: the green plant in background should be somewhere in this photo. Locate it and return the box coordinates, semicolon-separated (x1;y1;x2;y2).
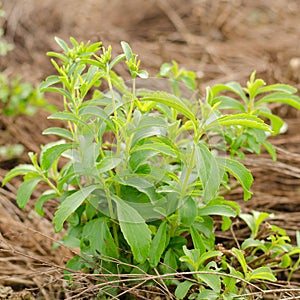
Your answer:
239;211;296;276
159;60;197;95
207;72;300;160
0;144;24;160
3;37;300;299
0;74;55;117
0;10;13;56
0;9;54;117
0;9;55;161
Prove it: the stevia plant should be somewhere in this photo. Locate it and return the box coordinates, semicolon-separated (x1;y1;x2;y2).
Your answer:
3;37;300;299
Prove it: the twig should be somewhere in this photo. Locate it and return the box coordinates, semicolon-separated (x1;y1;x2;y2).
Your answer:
235;288;300;299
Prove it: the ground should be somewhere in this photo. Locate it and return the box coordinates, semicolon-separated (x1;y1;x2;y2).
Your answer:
0;0;300;299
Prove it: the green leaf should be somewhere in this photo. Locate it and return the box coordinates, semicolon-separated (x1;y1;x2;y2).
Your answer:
207;113;271;132
164;248;178;272
130;262;150;276
280;254;292;269
96;157;121;173
180;247;201;268
175;280;195;299
48;111;80;123
296;231;300;248
65;255;84;273
262;141;276;161
190;226;206;254
193;216;213;239
247;76;266;99
195;142;221;203
84;65;101;85
42;87;72;100
54;185;98;232
258;110;284;135
129;150;156;171
54;36;69;53
159;62;173;76
256;92;300;110
197;290;219;300
149;221;167;268
248;266;276;282
46;52;68;63
113;196;151;263
217;157;253;201
258;84;297;95
109;53;126;69
197;272;221;293
232;247;247;276
2;164;38;185
114;175;157;203
179;196;197;226
43;127;74;140
181;74;196;91
121;41;133;61
40;141;74;171
198;250;222;266
78;105;112;126
39;75;60;91
198;204;237;218
17;177;41;209
131;140;179;158
221;216;232;231
241;238;265;250
223;265;240;294
240;211;270;237
211;82;248;103
140;91;197;125
137;70;149;79
109;70;128;93
239;213;255;236
57;169;77;191
212;96;245;112
35;190;58;216
82;218;119;258
132;125;168;146
130;116;168;146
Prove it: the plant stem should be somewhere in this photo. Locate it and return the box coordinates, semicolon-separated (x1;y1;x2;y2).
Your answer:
106;66;121;198
123;78;136;168
103;183;119;249
180;143;195;201
126;78;136;123
248;95;255;113
42;176;61;196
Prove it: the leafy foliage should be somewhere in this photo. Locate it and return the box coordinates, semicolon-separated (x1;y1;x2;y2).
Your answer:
0;10;54;160
0;74;54;116
0;10;13;56
3;37;300;298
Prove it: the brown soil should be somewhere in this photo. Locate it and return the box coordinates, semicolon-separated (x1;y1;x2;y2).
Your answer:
0;0;300;299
